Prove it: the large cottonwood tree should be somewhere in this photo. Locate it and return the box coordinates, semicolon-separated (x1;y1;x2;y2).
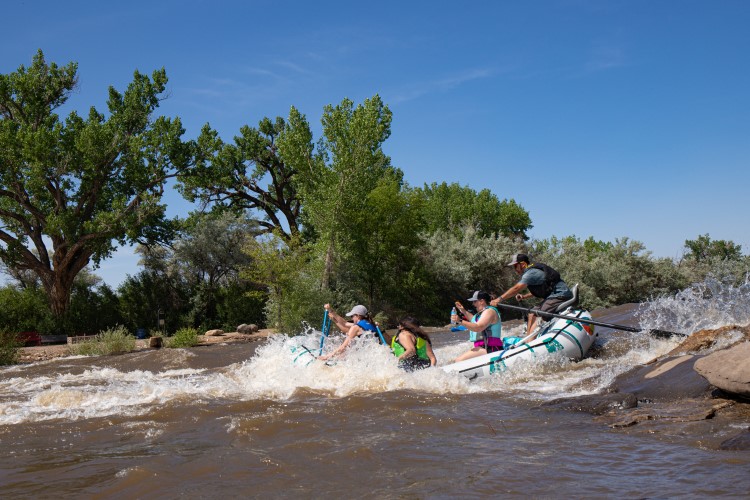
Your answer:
0;50;193;327
179;115;309;243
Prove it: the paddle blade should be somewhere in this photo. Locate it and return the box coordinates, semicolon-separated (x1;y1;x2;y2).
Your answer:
647;329;688;339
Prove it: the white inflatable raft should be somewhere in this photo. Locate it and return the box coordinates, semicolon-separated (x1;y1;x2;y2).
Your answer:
442;289;597;380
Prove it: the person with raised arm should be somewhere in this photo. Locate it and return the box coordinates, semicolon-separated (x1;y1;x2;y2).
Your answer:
490;253;573;339
318;303;380;361
451;290;503;362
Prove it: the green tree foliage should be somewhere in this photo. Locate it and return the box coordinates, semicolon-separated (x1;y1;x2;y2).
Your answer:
117;268;186;333
214;281;265;332
293;95;396;289
118;212;264;332
678;234;748;286
684;234;743;262
66;280;123;335
179;115;308;242
0;285;54;333
418;226;522;321
175;212;259;326
0;268;121;335
0;330;21;365
338;177;427;319
0;50;193;326
242;233;324;331
413;182;532;239
531;236;685;309
1;256;41;289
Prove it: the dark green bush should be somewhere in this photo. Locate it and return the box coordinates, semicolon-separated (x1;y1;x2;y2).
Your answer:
0;330;21;365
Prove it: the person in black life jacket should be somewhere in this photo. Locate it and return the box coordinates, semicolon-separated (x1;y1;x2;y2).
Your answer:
391;316;437;371
490;253;573;339
319;304;380;361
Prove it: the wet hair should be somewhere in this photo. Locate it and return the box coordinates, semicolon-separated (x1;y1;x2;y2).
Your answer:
398;316;432;345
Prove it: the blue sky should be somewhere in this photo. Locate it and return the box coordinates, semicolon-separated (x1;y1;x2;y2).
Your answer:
2;0;749;288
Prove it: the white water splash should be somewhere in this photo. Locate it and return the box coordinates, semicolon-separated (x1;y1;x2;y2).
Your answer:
227;331;480;400
0;332;479;425
636;275;750;334
0;367;230;425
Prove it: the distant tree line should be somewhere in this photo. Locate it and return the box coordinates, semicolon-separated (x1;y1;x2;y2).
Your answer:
0;51;748;342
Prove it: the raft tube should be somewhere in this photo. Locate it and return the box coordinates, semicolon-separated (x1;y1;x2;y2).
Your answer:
441;308;597;380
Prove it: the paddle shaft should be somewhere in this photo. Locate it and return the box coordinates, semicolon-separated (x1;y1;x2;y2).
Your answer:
493;302;688;339
319;310;331;355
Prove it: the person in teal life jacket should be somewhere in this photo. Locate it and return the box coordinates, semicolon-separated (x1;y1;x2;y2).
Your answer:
490;253;573;339
318;304;380;361
391;316;437;371
451;290;502;362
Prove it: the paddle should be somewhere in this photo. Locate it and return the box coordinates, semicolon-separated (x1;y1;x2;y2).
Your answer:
493;302;688;339
318;310;331;355
375;325;388;346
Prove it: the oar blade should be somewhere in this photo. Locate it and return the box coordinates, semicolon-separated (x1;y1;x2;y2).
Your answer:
646;328;688;339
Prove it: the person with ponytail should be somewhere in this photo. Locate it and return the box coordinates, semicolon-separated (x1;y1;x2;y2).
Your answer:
391;316;437;371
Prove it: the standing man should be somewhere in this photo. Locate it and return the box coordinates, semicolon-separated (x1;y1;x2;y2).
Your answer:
490;254;573;338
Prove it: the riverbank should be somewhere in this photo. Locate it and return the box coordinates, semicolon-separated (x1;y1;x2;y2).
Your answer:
15;326;451;363
16;329;277;363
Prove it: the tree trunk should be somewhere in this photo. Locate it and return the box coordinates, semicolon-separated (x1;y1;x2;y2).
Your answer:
33;245;93;334
43;271;77;333
322;241;334;291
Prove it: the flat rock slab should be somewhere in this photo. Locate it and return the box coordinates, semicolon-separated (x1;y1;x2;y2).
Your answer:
611;355;713;401
541;392;638;416
596;399;734;428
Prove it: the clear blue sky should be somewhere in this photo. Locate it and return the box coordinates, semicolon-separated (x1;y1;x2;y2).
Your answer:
2;0;749;287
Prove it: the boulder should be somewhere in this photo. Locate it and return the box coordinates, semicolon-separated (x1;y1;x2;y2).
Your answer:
236;324;258;334
694;341;750;398
668;323;750;356
204;329;225;337
611;355;713;401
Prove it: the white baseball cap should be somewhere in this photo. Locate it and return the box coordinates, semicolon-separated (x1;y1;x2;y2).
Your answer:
345;305;368;317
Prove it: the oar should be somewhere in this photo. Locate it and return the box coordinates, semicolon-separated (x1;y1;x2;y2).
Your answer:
493;302;688;339
318;310;331;355
375;325;388;346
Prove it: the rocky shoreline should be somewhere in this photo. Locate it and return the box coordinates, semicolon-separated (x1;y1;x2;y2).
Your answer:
544;323;750;450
